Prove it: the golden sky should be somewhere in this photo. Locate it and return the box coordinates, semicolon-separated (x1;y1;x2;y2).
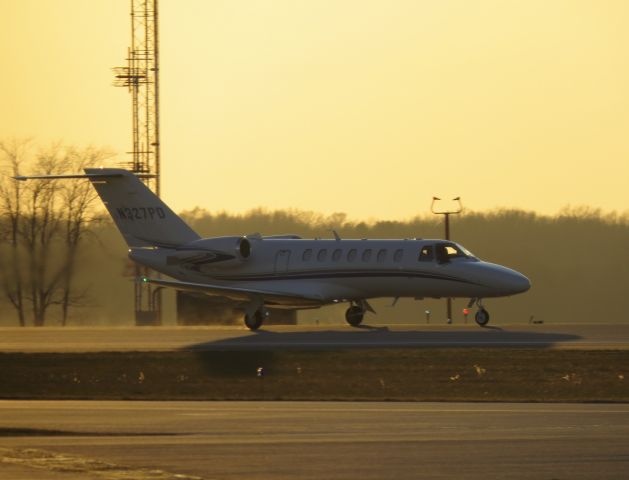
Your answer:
1;0;628;220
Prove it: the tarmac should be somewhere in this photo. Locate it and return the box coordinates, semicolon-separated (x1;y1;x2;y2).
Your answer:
1;326;628;478
0;323;628;351
1;401;628;479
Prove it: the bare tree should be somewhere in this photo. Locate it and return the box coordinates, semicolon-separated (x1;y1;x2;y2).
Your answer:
0;140;112;326
0;139;30;326
58;146;113;325
20;145;66;326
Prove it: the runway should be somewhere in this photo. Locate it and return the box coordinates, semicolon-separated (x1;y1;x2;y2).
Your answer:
0;401;628;479
1;323;628;351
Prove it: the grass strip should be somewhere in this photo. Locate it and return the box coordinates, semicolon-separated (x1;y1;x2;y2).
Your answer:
0;349;627;402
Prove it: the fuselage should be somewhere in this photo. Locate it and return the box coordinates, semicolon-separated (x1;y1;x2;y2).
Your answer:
130;236;531;307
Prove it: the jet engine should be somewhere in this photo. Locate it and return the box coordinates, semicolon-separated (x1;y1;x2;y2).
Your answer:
166;236;253;271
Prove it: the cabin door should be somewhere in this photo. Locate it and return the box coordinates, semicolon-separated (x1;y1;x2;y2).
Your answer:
274;249;291;274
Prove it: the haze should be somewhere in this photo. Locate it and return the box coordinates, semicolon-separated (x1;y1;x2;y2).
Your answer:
1;0;628;220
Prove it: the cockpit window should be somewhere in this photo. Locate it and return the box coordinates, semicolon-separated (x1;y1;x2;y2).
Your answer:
420;242;475;263
435;242;472;263
418;245;434;261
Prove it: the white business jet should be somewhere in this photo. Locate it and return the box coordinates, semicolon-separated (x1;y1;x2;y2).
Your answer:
16;169;530;330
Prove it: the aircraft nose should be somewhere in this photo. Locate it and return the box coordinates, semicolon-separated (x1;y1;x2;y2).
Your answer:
506;269;531;294
474;263;531;296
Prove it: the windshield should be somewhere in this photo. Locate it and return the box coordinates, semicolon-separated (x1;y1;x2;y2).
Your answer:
455;243;475;258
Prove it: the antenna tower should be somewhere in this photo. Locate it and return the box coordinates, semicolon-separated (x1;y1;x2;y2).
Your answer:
114;0;162;324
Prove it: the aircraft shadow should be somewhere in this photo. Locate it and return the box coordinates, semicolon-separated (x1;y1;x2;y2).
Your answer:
183;326;581;351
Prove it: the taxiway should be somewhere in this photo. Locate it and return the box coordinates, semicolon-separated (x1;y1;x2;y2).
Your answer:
0;323;628;352
1;401;628;479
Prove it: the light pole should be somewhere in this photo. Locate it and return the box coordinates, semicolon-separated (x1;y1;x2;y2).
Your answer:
431;196;463;323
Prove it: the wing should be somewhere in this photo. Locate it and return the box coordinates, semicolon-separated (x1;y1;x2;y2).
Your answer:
140;276;324;308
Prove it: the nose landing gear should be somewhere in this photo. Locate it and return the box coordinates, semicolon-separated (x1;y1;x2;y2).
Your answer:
469;298;490;327
474;308;490;327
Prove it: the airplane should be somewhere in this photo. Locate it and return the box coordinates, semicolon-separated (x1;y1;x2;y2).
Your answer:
16;168;530;330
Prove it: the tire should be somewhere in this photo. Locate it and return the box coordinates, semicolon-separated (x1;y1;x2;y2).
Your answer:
475;308;490;327
244;309;264;330
345;306;364;327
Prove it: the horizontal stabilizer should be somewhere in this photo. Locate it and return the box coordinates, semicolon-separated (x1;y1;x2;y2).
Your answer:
14;172;156;181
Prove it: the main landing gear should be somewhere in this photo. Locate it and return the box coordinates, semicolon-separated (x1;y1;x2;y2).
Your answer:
244;307;267;331
470;298;490;327
345;305;365;327
344;300;375;327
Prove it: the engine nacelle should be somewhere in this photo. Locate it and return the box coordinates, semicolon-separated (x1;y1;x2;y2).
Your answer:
166;236;253;271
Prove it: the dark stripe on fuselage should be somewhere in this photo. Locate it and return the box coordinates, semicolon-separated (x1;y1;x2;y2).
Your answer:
206;270;482;286
185;253;236;271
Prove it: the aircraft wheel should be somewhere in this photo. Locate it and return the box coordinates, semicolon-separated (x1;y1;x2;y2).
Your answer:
475;308;490;327
345;306;364;327
245;309;265;330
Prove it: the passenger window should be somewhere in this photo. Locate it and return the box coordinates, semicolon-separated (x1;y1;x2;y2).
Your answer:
394;249;403;262
317;249;327;262
332;249;342;262
377;249;387;263
419;245;434;262
347;249;357;262
362;249;372;262
302;249;312;261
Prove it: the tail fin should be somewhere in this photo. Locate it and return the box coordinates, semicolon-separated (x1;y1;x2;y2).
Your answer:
85;168;200;248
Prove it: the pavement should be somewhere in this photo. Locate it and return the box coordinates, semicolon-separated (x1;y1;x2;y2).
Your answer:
0;401;628;479
1;323;629;352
